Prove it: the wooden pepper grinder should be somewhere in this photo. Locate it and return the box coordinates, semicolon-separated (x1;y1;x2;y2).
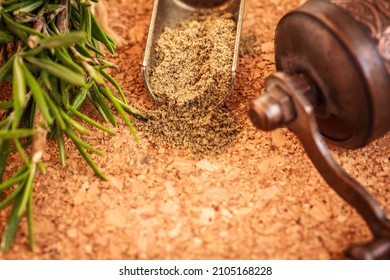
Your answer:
249;0;390;259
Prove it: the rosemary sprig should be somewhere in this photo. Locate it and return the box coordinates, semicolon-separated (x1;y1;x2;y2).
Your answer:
0;0;142;251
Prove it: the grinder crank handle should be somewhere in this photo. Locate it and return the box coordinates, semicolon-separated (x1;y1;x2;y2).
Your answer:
249;72;390;260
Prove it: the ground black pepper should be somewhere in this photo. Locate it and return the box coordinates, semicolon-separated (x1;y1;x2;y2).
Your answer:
142;12;242;154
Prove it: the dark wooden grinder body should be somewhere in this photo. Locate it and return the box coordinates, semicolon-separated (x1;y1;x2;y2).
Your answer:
249;0;390;259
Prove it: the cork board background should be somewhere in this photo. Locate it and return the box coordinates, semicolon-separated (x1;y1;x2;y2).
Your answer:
1;0;389;260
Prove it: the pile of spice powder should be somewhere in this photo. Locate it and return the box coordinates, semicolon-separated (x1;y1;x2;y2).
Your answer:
144;12;242;154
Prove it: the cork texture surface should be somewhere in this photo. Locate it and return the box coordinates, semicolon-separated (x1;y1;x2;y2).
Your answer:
1;0;389;260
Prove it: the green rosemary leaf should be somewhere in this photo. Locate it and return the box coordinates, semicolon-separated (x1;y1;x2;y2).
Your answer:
78;2;85;32
85;42;105;57
56;127;66;166
48;75;62;105
6;165;29;179
90;12;115;54
2;13;28;42
17;164;36;218
68;107;115;136
0;31;15;43
70;87;88;110
66;128;104;156
0;135;32;154
21;63;53;124
39;31;86;49
25;57;86;87
1;0;36;13
75;42;94;58
95;60;116;70
0;129;35;139
117;99;147;120
60;80;70;109
41;70;52;91
12;56;27;127
92;84;117;126
14;138;31;167
0;140;10;183
27;100;36;128
1;189;23;252
37;162;46;174
42;90;66;130
80;0;91;7
0;119;10;129
0;53;15;83
105;33;116;49
0;101;13;110
0;185;24;212
1;0;20;6
81;60;104;85
72;141;107;181
27;190;34;251
91;38;101;58
2;13;44;39
87;92;110;123
12;0;45;15
60;109;91;135
100;86;139;142
54;47;85;75
44;4;62;13
0;167;29;192
86;8;92;42
18;45;44;58
101;70;127;104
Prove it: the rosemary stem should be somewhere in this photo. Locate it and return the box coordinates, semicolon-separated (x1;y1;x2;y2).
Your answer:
58;0;69;34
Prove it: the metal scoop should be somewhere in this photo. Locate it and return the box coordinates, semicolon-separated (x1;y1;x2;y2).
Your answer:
142;0;245;104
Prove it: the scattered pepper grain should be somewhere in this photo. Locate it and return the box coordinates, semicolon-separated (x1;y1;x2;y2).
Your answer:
240;33;262;57
145;105;241;154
